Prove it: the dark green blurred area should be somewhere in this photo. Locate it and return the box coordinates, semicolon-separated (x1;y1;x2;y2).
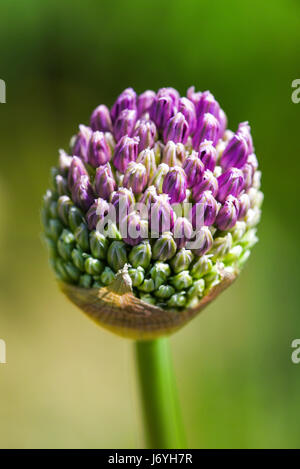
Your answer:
0;0;299;449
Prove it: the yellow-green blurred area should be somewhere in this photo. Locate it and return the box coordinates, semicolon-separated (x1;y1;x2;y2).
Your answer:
0;0;299;449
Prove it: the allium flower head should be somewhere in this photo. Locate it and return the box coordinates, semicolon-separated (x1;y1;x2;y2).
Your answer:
42;86;263;339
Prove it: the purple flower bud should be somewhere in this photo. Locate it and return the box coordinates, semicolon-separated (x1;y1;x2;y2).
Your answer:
241;163;254;191
72;175;94;212
157;87;180;107
111;87;137;122
67;156;88;191
192;169;218;200
87;131;111;167
90;104;113;133
94;164;116;200
72;125;92;163
217;167;244;203
150;95;175;130
162;166;187;203
123;162;148;194
196;91;220;119
113;135;139;173
237;193;250;220
163;112;189;144
178;97;197;134
133;119;157;152
121;212;148;246
173;217;193;248
193;113;220;149
199;140;217;172
137;90;156;116
220;133;248;170
238;121;253;154
139;185;158;211
187;86;202;108
182;153;204;188
110;187;135;223
136;148;157;179
189;226;213;256
218;109;227;139
215;195;239;231
113;109;137;141
86;197;109;230
190;190;218;228
150;194;175;234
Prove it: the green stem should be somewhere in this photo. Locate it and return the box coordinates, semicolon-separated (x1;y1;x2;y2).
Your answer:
135;338;186;449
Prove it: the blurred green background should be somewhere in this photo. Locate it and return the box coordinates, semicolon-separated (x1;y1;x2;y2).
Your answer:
0;0;299;449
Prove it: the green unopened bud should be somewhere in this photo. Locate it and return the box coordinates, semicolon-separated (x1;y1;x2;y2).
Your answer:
41;207;49;230
170;271;193;290
154;284;175;299
209;233;232;260
230;221;246;242
92;276;104;288
224;245;243;263
57;195;73;225
204;264;222;289
57;229;76;260
190;255;213;279
74;223;90;252
170;248;194;274
138;278;155;293
79;274;93;288
139;293;157;305
44;237;57;258
150;163;169;194
188;279;205;298
237;249;251;267
89;230;109;260
50;166;59;188
84;256;104;275
152;232;177;262
240;228;258;249
64;262;81;282
71;248;86;272
129;241;152;269
167;292;186;308
137;148;157;180
128;266;145;287
107;241;128;272
150;262;171;288
245;207;261;228
153;141;163;166
100;266;116;285
68;206;84;232
43;189;56;213
55;174;69;197
48;219;63;241
186;296;200;309
107;223;122;240
49;200;58;219
55;258;70;282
